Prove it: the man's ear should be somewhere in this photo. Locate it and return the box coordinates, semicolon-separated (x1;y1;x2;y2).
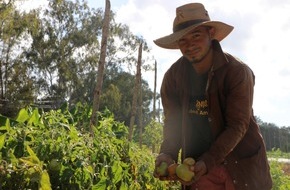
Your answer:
209;27;216;39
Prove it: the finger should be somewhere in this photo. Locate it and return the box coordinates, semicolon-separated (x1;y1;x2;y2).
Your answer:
189;165;195;172
179;178;195;186
155;159;161;167
159;176;168;181
194;168;206;181
153;170;159;178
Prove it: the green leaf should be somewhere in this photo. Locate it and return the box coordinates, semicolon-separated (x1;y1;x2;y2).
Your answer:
0;126;7;131
28;109;40;125
92;178;107;190
119;182;128;190
16;108;30;123
39;170;52;190
26;145;41;164
19;157;38;167
8;150;18;164
69;126;79;140
112;161;123;183
0;134;6;150
0;115;7;126
5;118;10;131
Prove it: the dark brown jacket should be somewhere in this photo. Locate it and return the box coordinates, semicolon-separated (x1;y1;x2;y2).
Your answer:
160;40;272;190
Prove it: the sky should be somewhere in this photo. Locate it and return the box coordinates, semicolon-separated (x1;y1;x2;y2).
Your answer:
20;0;290;127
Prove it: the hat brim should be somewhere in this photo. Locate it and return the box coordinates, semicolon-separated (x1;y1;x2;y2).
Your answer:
154;21;234;49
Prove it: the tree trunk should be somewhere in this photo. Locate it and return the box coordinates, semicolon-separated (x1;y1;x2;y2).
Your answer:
128;42;142;141
153;60;157;119
0;60;3;99
90;0;111;132
138;83;143;148
158;99;161;123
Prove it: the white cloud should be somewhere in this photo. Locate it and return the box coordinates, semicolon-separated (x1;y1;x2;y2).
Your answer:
240;3;290;127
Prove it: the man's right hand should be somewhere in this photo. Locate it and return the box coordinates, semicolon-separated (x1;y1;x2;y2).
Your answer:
153;153;175;178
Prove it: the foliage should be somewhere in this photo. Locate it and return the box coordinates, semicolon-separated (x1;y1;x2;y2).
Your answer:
101;71;154;127
268;149;290;190
1;107;290;189
100;84;122;113
27;0;100;101
1;0;157;134
142;119;163;153
0;0;37;117
268;148;290;159
0;107;172;189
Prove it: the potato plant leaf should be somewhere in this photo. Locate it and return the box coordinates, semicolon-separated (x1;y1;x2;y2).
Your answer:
26;145;41;165
16;108;30;123
92;177;107;190
0;134;6;150
28;109;40;125
39;170;52;190
112;161;123;184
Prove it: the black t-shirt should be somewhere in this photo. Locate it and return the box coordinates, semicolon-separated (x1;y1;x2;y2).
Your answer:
185;67;213;159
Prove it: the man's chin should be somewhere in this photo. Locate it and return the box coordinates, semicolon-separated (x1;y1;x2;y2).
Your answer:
185;56;200;64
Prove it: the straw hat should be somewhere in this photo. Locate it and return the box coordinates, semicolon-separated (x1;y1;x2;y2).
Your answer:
154;3;234;49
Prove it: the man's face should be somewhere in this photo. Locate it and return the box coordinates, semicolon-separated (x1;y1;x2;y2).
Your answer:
177;26;214;63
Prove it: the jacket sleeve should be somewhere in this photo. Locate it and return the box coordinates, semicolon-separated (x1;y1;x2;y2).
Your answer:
159;69;182;162
200;63;256;171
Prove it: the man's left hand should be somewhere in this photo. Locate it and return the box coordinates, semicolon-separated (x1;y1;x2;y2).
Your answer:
193;160;207;181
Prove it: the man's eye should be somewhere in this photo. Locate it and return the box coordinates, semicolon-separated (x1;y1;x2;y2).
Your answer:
193;34;201;38
178;39;186;45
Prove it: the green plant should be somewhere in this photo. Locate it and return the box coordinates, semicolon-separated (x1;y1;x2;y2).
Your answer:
0;106;174;189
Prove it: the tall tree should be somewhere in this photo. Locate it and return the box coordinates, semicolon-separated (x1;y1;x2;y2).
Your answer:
27;0;100;102
0;1;38;116
0;0;156;133
138;76;143;147
90;0;111;128
100;71;153;127
128;42;142;141
153;60;157;119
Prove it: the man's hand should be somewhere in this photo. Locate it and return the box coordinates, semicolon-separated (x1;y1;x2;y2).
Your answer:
177;160;207;186
193;160;207;181
153;153;175;178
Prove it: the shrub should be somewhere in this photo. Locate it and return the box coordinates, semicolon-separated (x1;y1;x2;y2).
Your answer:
0;107;173;189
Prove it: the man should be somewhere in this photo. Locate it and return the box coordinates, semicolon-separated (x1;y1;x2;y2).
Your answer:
153;3;272;190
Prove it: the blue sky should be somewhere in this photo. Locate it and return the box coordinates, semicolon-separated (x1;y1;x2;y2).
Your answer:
22;0;290;127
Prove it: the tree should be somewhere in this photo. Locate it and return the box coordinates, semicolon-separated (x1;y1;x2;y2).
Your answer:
90;0;111;128
128;42;142;141
25;0;152;108
0;0;156;140
142;119;163;153
152;60;157;119
259;121;290;152
26;0;101;102
99;84;121;113
100;72;152;126
0;1;38;117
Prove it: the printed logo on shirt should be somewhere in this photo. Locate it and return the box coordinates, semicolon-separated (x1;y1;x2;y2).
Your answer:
189;96;208;116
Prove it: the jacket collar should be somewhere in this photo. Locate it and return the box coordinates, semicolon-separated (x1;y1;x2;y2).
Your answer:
211;40;229;71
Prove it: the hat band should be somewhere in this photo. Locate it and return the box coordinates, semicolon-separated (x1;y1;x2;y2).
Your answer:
173;19;209;32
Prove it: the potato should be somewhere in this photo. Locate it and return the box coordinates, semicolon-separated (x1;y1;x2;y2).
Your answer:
183;157;195;166
176;163;195;182
168;163;178;176
156;162;168;176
